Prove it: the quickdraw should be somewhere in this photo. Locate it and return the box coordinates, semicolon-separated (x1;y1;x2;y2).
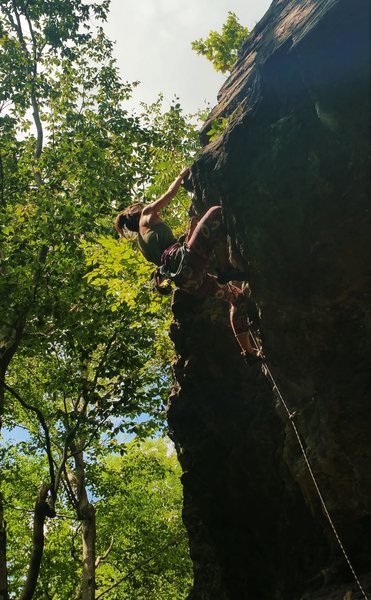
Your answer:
151;267;173;295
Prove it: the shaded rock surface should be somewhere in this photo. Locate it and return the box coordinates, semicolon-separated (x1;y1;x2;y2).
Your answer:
167;0;370;598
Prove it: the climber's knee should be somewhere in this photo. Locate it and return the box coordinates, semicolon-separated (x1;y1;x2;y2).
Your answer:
204;206;223;229
206;205;222;218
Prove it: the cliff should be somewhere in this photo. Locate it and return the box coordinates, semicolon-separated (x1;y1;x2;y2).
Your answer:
167;0;371;598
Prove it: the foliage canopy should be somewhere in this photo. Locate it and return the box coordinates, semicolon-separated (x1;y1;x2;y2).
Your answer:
0;1;198;597
1;438;192;599
191;11;249;74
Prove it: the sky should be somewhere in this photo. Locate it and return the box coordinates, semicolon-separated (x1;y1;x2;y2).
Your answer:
105;0;272;114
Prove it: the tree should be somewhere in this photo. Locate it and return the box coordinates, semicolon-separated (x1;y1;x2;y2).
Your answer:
0;1;199;597
0;438;192;600
191;12;249;74
92;439;192;600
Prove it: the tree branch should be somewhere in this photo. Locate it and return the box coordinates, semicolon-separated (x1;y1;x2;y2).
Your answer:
0;236;48;417
61;466;79;512
70;524;82;563
0;237;48;415
67;412;110;459
1;381;56;502
53;445;71;501
11;1;43;183
1;501;75;521
92;318;125;388
95;537;114;569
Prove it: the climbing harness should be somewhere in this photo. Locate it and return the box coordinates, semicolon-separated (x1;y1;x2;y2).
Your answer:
247;330;369;600
151;244;187;296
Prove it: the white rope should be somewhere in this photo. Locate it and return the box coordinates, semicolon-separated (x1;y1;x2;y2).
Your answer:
249;332;369;600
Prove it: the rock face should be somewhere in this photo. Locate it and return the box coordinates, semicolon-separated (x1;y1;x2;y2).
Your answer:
167;0;371;598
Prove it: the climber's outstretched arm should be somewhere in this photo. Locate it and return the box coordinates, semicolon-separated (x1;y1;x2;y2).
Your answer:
142;168;189;222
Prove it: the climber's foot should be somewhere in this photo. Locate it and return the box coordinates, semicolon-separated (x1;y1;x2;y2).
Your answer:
217;267;249;284
241;350;263;366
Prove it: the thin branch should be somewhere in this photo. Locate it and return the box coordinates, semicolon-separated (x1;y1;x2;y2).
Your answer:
30;86;43;165
61;383;104;466
60;320;124;444
2;501;76;521
53;445;70;499
1;381;56;502
54;392;98;495
23;9;37;71
31;245;48;302
2;6;18;33
63;320;126;450
0;232;48;413
62;391;70;428
70;524;82;562
11;1;43;180
95;537;114;569
61;465;79;511
56;390;106;497
92;316;125;388
67;413;110;458
95;537;183;600
3;422;31;435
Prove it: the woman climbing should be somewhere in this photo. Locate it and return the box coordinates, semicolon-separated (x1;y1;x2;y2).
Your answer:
114;168;260;364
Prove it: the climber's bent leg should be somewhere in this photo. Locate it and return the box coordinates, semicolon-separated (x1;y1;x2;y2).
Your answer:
185;206;249;283
186;206;230;272
186;206;226;256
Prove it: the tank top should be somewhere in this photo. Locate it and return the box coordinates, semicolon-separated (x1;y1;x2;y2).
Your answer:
137;221;176;266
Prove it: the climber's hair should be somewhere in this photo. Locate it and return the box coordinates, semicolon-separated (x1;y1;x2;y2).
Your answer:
114;202;144;237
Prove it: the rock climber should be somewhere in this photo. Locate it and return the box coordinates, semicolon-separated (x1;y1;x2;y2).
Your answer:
114;168;260;364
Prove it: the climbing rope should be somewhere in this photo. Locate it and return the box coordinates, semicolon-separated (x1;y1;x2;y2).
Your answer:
248;331;369;600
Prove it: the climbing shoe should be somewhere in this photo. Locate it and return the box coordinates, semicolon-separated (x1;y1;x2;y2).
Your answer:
217;267;250;284
241;351;263;366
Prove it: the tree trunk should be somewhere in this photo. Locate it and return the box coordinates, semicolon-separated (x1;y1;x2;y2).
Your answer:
0;494;8;600
81;506;96;600
73;449;96;600
19;484;54;600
